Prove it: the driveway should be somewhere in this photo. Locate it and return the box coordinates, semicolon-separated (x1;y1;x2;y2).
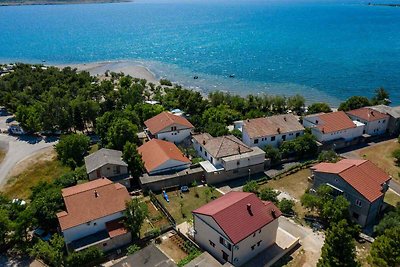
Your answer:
0;134;57;188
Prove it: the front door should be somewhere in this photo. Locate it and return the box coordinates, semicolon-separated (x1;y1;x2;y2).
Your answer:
96;169;101;178
222;250;229;262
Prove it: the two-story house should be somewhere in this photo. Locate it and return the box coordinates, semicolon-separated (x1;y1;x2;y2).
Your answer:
192;134;265;184
84;148;130;187
311;159;391;227
138;139;191;175
236;114;304;148
369;105;400;136
347;107;390;136
303;111;365;143
193;192;281;266
57;178;132;252
144;111;194;143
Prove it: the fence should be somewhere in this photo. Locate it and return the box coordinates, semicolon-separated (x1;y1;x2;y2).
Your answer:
149;191;176;227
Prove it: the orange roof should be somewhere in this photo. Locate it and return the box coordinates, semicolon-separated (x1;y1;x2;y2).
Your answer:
57;178;130;231
316;111;356;134
144;112;194;135
347;107;389;122
313;159;391;202
138;139;190;173
106;218;128;238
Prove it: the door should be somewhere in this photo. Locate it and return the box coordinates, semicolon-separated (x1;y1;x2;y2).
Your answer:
222;250;229;262
96;169;101;178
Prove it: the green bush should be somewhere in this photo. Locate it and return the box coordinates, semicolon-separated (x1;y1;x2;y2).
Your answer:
264;145;282;164
278;199;295;214
243;180;259;194
392;149;400;166
160;79;172;86
318;150;339;163
66;247;104;267
259;187;279;203
126;244;141;255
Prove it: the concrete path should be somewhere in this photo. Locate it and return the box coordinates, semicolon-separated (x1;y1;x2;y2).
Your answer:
0;134;57;188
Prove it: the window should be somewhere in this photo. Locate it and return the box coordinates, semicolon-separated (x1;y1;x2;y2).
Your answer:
296;132;300;137
205;151;208;157
257;241;262;246
93;222;97;226
200;147;202;152
254;139;259;144
383;120;386;123
222;251;229;261
171;126;177;131
258;229;261;234
253;232;256;237
271;136;276;141
282;135;286;141
220;237;232;251
209;240;215;247
251;245;255;251
210;158;213;164
237;161;240;166
356;199;362;207
289;133;293;136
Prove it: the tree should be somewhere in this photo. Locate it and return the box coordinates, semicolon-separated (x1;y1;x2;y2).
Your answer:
307;102;332;114
122;141;144;179
66;247;104;267
317;220;360;267
371;87;390;105
338;96;371;111
29;234;65;267
392;149;400;166
259;187;279;203
279;199;295;214
0;208;11;250
264;145;282;164
55;134;90;169
368;227;400;267
280;133;318;159
243;180;259;194
287;94;305;114
106;118;139;150
318;150;339;163
374;206;400;236
124;198;148;240
205;122;229;137
126;244;140;255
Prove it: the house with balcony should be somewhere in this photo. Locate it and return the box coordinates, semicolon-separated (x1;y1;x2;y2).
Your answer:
346;107;390;136
236;114;304;148
192;134;265;184
192;192;282;266
311;159;391;227
56;178;131;252
144;111;194;143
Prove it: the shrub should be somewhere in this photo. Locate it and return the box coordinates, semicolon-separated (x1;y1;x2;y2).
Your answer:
318;150;339;163
259;187;279;203
243;180;259;194
264;145;282;164
126;244;141;255
392;149;400;166
66;247;104;267
160;79;172;86
278;199;295;214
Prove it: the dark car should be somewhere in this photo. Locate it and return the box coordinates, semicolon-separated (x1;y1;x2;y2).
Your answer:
5;117;15;123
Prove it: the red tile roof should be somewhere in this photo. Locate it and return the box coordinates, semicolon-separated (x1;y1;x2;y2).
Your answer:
313;159;391;202
57;178;130;231
315;111;357;134
138;139;190;173
144;112;194;135
347;107;389;122
193;192;281;244
106;218;128;238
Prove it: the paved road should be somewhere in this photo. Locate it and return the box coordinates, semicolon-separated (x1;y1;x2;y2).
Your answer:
0;134;57;188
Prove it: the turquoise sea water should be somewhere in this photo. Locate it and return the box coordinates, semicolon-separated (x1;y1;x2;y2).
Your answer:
0;0;399;105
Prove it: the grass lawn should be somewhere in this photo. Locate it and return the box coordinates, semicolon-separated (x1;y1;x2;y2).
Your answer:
260;169;312;219
156;186;222;224
2;152;70;200
0;148;6;164
358;139;400;181
140;200;170;238
384;189;400;207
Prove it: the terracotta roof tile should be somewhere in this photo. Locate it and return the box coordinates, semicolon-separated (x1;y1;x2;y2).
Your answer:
315;111;357;134
138;139;190;173
193;192;281;244
144;112;194;135
243;114;304;139
106;218;128;238
57;178;130;230
347;107;389;122
313;159;391;202
192;134;252;159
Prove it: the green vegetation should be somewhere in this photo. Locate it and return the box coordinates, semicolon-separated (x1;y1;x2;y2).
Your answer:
124;198;149;240
126;244;141;255
65;247;104;267
368;227;400;267
392;148;400;166
317;220;360;267
279;133;318;159
160;79;172;86
0;148;6;164
318;150;340;163
338;96;371;111
177;242;202;267
307;102;332;114
29;234;65;267
122;141;145;179
263;145;282;164
371;87;390;105
55;133;90;169
278;199;295;214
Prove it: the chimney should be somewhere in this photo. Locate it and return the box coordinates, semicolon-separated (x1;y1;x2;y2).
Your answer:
203;140;206;145
271;209;277;219
247;203;253;216
277;127;281;134
94;190;99;198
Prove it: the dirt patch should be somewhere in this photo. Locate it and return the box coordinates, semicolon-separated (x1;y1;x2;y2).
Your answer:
0;149;6;165
158;234;188;263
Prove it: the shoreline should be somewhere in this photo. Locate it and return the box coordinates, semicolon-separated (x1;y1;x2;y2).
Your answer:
0;0;131;6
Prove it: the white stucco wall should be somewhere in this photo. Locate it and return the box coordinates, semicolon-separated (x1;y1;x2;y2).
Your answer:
193;139;222;167
311;124;364;142
149;159;190;175
88;164;128;180
155;124;192;143
62;211;124;244
222;150;265;171
242;129;304;148
347;115;389;136
193;213;279;266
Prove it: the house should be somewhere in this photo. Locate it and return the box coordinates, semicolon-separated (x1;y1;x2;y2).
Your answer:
303;111;365;143
192;192;281;266
138;139;191;175
144;111;194;143
56;178;131;252
347;107;389;136
311;159;391;227
236;114;304;148
369;105;400;136
111;244;177;267
192;134;265;184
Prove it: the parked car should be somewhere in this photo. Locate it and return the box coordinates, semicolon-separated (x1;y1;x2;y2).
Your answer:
5;116;15;123
33;228;51;242
8;124;25;135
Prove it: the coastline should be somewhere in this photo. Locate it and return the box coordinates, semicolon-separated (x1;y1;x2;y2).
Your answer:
0;0;131;6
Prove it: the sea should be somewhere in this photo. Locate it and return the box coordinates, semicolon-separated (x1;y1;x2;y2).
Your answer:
0;0;399;106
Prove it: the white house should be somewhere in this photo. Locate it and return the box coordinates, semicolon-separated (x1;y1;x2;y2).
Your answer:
346;107;389;136
303;111;365;142
192;134;265;184
237;114;304;148
84;148;129;181
144;111;194;143
192;192;281;266
138;139;191;175
57;178;131;252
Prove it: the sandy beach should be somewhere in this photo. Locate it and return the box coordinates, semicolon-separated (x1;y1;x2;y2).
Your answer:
57;61;159;84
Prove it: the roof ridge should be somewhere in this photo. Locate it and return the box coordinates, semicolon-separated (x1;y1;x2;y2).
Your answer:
215;136;226;158
226;135;250;149
63;181;112;197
